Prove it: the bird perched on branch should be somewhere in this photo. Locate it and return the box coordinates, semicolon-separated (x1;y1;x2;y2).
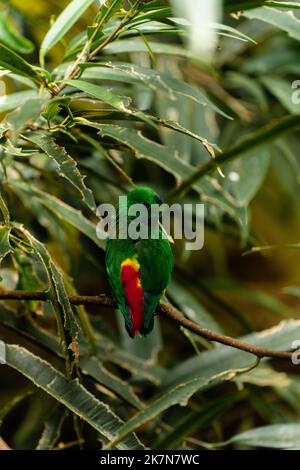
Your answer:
105;187;174;337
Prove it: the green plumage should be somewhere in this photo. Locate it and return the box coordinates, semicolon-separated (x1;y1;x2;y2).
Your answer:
105;187;174;337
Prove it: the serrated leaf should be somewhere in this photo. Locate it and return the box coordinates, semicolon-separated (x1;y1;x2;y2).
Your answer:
0;225;12;265
17;225;79;343
106;368;236;449
40;0;95;64
77;120;241;217
26;133;96;213
244;6;300;41
6;344;144;450
229;424;300;449
36;406;67;450
163;320;300;388
13;182;104;250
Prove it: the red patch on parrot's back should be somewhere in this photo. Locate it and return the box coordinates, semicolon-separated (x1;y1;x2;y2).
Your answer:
121;258;143;337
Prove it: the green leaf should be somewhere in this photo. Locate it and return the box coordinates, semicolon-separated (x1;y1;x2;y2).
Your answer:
244;6;300;41
224;148;270;205
13;250;42;311
40;0;95;64
26;133;96;213
0;43;41;84
0;90;38;113
260;76;300;114
168;280;224;333
63;79;156;127
0;12;35;54
80;61;229;117
229;424;300;449
80;356;144;410
77;120;241;217
5;97;46;142
0;225;11;265
105;368;237;449
163;320;300;388
17;225;79;344
36;406;67;450
13;182;104;249
5;344;144;450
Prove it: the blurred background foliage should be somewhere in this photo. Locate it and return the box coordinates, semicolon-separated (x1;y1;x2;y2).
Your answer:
1;0;300;450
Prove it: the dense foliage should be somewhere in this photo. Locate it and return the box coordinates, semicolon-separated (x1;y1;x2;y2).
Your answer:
1;0;300;450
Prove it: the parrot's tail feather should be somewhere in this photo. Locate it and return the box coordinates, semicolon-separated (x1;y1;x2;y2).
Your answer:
121;258;144;337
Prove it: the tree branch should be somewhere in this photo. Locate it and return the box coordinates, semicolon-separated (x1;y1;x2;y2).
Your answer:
0;290;294;361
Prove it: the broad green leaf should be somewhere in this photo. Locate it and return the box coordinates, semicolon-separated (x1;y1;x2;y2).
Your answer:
163;320;300;388
225;0;300;12
0;385;34;423
229;424;300;449
0;12;35;54
0;44;41;84
13;182;104;249
63;79;156;127
77;120;242;218
154;394;240;450
244;7;300;41
40;0;95;64
80;356;144;409
26;133;96;213
13;250;42;311
0;225;11;264
105;368;237;449
5;344;144;450
81;61;229;117
224;148;270;205
0;90;37;113
170;114;300;199
0;304;147;408
168;280;224;333
36;406;67;450
103;39;202;60
17;225;79;343
260;76;300;114
5;98;46;142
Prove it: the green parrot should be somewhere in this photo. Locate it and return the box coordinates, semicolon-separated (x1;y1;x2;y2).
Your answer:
105;187;174;338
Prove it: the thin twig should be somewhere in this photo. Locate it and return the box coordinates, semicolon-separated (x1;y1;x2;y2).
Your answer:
0;290;294;360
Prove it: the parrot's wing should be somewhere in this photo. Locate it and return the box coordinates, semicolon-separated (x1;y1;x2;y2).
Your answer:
135;238;174;334
105;239;134;333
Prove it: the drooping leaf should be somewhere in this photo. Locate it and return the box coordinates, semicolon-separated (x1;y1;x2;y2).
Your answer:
0;225;11;265
36;406;68;450
0;12;35;54
5;344;144;450
163;320;300;388
105;368;238;449
229;424;300;449
244;6;300;42
13;182;104;249
0;90;37;113
40;0;95;64
0;43;41;84
26;133;96;213
16;225;79;344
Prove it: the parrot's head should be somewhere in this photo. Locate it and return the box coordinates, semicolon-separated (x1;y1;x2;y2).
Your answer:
125;187;163;208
